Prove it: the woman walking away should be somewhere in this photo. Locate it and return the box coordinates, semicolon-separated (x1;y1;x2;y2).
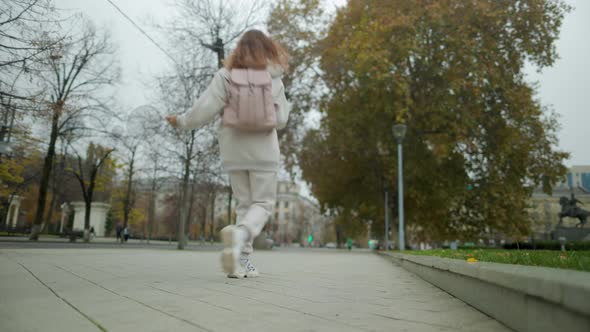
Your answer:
166;30;290;278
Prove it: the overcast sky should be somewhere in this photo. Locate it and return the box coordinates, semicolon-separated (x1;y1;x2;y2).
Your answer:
54;0;589;168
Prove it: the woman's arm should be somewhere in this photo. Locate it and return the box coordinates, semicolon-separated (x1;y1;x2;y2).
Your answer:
273;78;291;130
174;69;229;130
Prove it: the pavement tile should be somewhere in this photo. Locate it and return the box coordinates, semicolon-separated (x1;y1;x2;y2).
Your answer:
0;248;511;332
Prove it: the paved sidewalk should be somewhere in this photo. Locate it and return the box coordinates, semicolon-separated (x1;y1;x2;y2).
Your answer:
0;248;510;332
0;236;224;251
0;235;220;246
0;235;172;244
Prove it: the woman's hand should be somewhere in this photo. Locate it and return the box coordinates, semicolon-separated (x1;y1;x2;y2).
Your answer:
165;115;178;128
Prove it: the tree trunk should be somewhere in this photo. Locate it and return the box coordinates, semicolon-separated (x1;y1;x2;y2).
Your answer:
45;154;63;233
45;190;57;233
185;171;198;240
336;225;343;249
30;103;61;240
83;198;92;242
214;38;225;69
210;189;216;240
82;158;103;243
200;210;206;240
123;151;135;229
147;157;159;244
178;158;190;249
148;186;155;244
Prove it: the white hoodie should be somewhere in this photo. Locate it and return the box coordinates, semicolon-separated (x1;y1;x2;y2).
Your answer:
176;65;291;172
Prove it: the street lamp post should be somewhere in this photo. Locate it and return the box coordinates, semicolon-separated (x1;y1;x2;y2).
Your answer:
392;124;407;251
384;189;389;250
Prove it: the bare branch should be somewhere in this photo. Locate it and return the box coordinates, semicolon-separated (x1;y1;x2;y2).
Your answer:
0;0;40;27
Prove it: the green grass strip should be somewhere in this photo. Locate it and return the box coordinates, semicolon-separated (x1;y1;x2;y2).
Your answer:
403;249;590;272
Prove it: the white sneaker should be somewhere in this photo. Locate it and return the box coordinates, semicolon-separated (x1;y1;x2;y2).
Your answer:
220;225;247;277
226;257;259;279
239;257;259;278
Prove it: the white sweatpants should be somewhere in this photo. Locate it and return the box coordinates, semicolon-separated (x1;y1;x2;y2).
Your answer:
229;170;277;255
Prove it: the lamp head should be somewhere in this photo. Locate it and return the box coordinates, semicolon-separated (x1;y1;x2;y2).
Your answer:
392;123;407;142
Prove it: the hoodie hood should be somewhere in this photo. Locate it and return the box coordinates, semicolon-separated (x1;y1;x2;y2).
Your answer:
267;63;285;78
221;63;285;78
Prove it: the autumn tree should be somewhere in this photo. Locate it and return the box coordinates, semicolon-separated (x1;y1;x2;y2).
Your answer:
299;0;570;242
29;19;119;240
111;185;145;239
0;128;51;226
267;0;330;171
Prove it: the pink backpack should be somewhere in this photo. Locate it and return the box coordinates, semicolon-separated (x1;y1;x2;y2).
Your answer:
223;68;277;132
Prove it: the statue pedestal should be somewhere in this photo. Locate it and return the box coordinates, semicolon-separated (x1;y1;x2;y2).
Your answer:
551;226;590;242
5;195;22;227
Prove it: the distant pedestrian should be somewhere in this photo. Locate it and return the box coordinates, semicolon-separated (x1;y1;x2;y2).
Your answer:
123;227;129;242
166;30;290;279
90;226;95;239
116;223;122;242
347;238;353;251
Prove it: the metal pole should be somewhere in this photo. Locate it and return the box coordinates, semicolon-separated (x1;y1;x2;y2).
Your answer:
385;190;389;250
397;142;405;251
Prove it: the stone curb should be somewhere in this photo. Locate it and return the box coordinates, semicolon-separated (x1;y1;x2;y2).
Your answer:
378;252;590;332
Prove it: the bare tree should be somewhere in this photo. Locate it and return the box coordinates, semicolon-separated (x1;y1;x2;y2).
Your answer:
69;142;115;242
118;140;138;239
144;146;166;243
153;0;266;249
167;0;266;68
0;0;64;158
0;0;62;101
133;105;171;243
0;77;20;156
44;130;74;230
155;63;218;249
110;105;158;241
29;20;119;240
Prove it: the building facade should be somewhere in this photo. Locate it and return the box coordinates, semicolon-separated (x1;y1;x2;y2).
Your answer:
554;165;590;192
270;181;329;246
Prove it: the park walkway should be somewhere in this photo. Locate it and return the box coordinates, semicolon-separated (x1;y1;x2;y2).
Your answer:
0;247;510;331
